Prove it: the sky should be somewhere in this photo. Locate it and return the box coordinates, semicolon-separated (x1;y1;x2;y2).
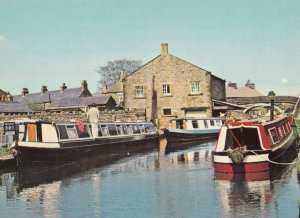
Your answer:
0;0;299;96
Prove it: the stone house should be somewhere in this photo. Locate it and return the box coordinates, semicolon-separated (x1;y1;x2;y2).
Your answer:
123;43;226;128
101;73;125;107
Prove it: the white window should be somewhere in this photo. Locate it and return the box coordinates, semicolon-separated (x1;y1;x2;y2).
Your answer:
162;84;171;95
117;93;123;103
135;86;144;97
190;82;200;94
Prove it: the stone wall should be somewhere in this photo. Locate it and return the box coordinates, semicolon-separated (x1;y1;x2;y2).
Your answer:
0;109;146;123
124;44;225;128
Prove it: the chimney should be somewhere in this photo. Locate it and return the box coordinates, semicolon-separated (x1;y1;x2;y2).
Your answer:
101;81;107;94
228;82;237;89
245;80;255;89
81;80;88;91
60;83;67;92
22;88;29;96
119;70;126;80
161;43;168;56
41;85;48;94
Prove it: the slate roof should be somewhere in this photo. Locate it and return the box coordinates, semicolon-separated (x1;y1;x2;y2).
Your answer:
13;88;92;104
47;96;115;110
0;101;32;113
226;86;263;98
105;80;123;93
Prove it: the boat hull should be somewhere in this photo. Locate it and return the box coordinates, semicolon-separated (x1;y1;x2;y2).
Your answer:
164;128;219;144
213;131;298;179
14;134;159;164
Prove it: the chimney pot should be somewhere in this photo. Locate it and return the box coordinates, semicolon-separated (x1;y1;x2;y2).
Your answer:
81;80;88;91
60;83;67;92
22;88;29;96
228;82;237;89
41;85;48;94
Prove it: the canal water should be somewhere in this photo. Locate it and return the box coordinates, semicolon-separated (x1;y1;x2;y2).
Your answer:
0;139;299;218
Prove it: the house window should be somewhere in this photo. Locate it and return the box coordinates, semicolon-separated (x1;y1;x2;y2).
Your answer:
190;82;200;94
135;86;144;97
162;84;171;95
163;108;172;115
117;93;123;103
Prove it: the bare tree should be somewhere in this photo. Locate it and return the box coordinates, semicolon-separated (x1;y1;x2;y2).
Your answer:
97;59;142;87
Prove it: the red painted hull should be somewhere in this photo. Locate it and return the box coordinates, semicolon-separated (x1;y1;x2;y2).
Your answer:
214;162;269;174
215;171;270;181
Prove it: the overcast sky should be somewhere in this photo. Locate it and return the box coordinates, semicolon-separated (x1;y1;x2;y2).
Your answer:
0;0;299;96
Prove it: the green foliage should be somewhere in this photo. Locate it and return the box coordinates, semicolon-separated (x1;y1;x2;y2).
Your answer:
27;103;44;111
267;90;276;96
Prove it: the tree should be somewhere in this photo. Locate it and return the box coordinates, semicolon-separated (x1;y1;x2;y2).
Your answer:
267;91;276;96
97;59;142;86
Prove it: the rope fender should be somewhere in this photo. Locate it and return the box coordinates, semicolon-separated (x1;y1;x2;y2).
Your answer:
227;147;246;164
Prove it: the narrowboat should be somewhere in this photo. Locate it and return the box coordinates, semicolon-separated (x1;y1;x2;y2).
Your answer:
213;114;298;180
163;118;225;144
10;120;159;164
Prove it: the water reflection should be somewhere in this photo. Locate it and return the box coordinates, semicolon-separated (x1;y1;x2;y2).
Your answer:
215;179;272;217
0;139;298;217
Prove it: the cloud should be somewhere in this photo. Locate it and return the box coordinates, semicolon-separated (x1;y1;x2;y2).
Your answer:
281;78;288;84
0;35;7;43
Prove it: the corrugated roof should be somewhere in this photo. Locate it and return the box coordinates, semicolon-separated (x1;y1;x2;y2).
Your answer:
226;86;263;98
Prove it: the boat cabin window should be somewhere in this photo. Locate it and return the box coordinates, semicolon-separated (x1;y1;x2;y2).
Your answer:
100;125;110;136
108;124;117;136
224;127;261;150
210;120;215;126
66;125;78;139
176;120;183;129
282;124;287;135
277;126;283;138
203;120;208;128
139;124;145;133
144;124;152;133
215;120;222;126
75;124;90;138
126;124;133;134
191;120;198;129
18;123;26;141
269;128;279;144
57;125;68;140
116;125;124;135
285;123;290;132
132;124;141;134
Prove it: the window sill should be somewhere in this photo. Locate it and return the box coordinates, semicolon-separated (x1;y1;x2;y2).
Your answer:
160;95;173;98
134;97;146;99
188;93;203;96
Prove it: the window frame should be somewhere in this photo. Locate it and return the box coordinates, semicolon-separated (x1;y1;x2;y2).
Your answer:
162;84;171;95
135;86;144;98
190;81;201;94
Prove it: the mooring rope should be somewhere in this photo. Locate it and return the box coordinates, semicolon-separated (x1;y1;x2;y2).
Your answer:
248;150;297;165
